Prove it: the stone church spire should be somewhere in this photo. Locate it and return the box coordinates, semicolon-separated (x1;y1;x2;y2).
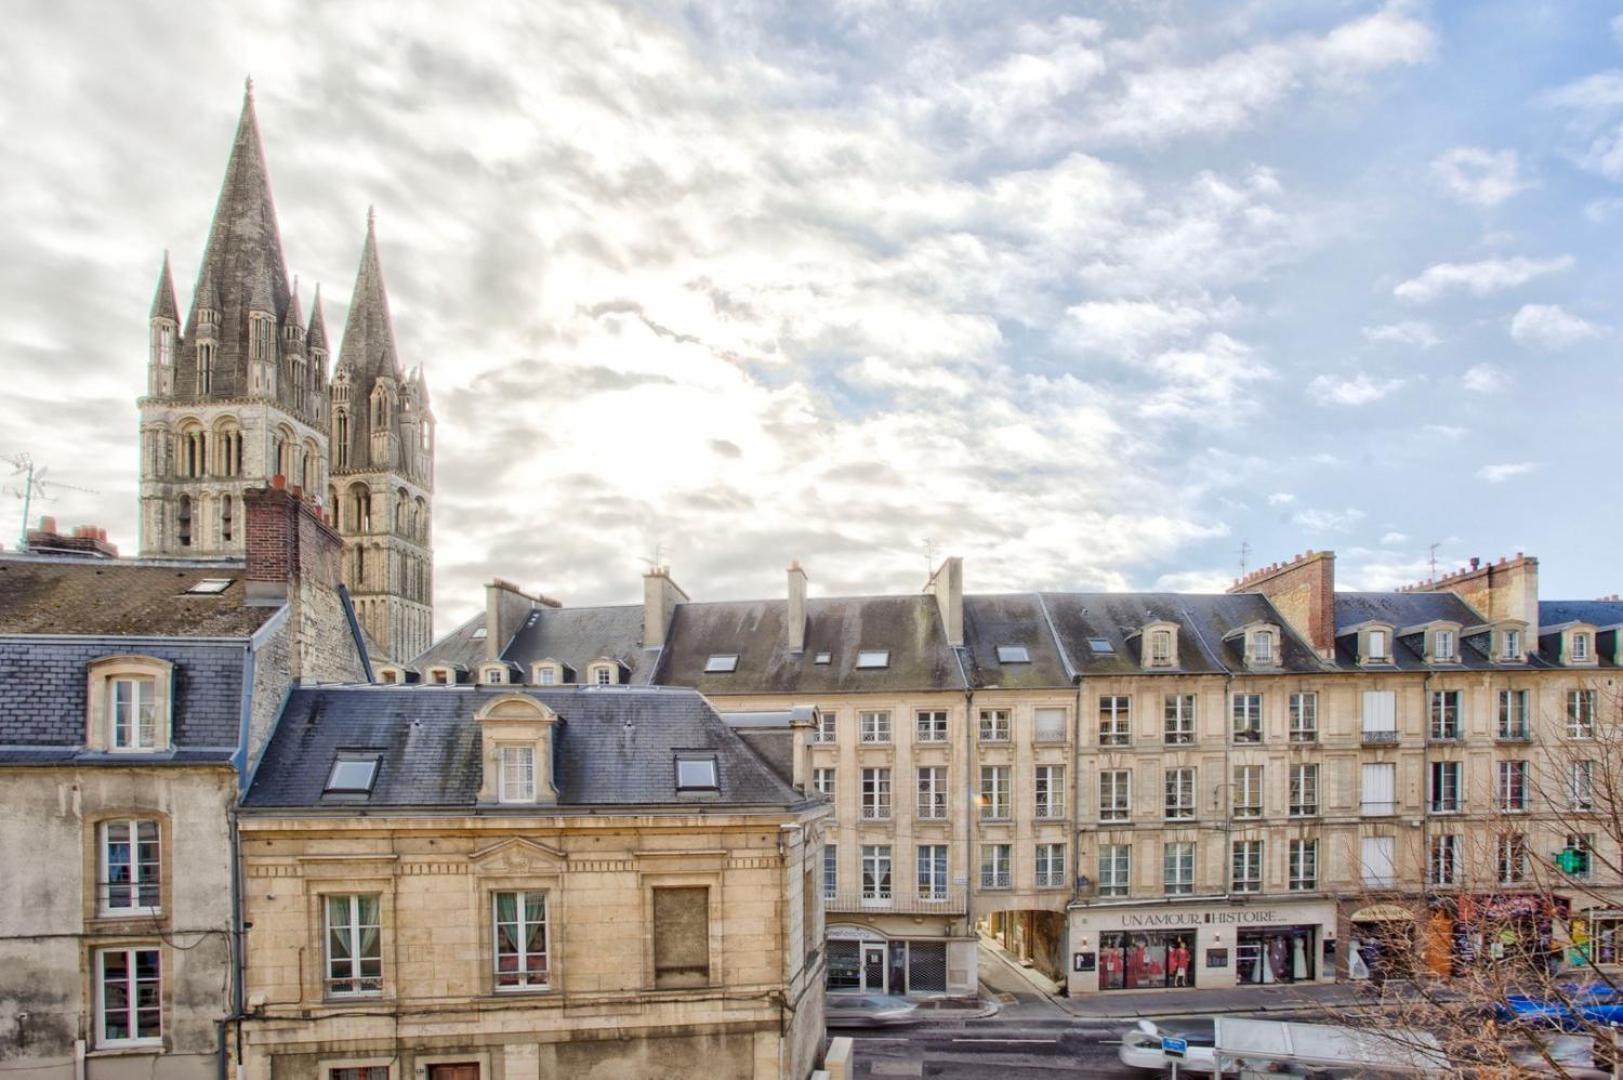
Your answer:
337;208;401;382
150;252;180;322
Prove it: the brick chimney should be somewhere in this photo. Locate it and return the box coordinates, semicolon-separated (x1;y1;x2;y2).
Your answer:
484;578;560;659
243;480;361;682
25;517;118;559
786;561;809;653
642;566;690;649
925;556;964;647
1401;554;1540;635
1229;550;1336;659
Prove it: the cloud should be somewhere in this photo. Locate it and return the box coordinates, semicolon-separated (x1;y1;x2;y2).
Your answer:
1362;320;1440;348
1508;304;1600;350
1152;568;1235;592
1429;146;1530;207
1380;531;1408;545
1266;492;1295;506
1477;462;1537;483
1063;296;1237;357
1462;364;1509;393
1424;424;1466;439
1292;507;1366;531
1393;255;1573;303
1541;70;1623;112
1307;372;1404;405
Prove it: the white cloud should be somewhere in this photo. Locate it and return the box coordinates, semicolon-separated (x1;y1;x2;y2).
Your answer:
1585;197;1623;224
1362;320;1440;348
1462;364;1509;393
1430;146;1530;206
1064;296;1237;357
1394;255;1573;303
1266;492;1295;506
1379;531;1408;545
1307;372;1404;405
1152;568;1235;592
1509;304;1600;350
1477;461;1537;483
1424;424;1466;439
1292;507;1366;531
1613;14;1623;48
1135;332;1275;424
1541;70;1623;112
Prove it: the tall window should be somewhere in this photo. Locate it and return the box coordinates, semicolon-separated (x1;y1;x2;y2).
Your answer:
95;947;161;1046
1574;633;1593;662
220;494;233;543
1569;690;1597;738
652;886;710;988
1289;692;1318;742
1429;834;1460;885
1035;843;1066;888
1163;842;1195;895
197;341;214;394
1251;630;1274;664
1498;690;1530;739
1164;767;1196;821
980;843;1011;889
916;710;948;743
1232;764;1262;819
1498;833;1527;885
1502;628;1523;660
1366;629;1389;661
1149;630;1172;665
1232;693;1262;742
335;410;350;468
109;675;159;751
153;323;174;369
101;820;160;914
1361;836;1395;888
1034;765;1065;818
861;845;892;900
1231;840;1262;893
979;709;1010;742
916;766;947;819
498;745;535;803
1361;690;1397;741
980;766;1011;820
492;891;549;990
1288;839;1317;891
861;768;891;820
1361;762;1396;816
1570;760;1596;812
1098;844;1130;897
860;710;891;743
1289;764;1319;817
1498;760;1528;811
177;494;193;548
1164;695;1196;745
1565;834;1595;881
813;768;835;799
325;894;383;996
1429;761;1462;813
917;845;948;899
1433;629;1456;661
1099;696;1131;746
824;845;838;900
1429;690;1462;740
814;710;837;743
1099;769;1131;822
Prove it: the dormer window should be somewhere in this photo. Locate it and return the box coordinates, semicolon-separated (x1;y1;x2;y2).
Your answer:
1141;623;1179;669
856;650;890;669
111;677;158;751
498;744;536;803
1501;628;1523;662
1433;629;1456;663
476;695;559;807
538;667;556;686
484;667;506;686
996;646;1030;664
1150;632;1172;664
589;662;617;686
814;651;832;665
704;654;739;673
87;657;173;754
676;755;719;792
377;667;402;685
1251;632;1273;664
1367;629;1389;663
1574;633;1592;662
427;667;454;685
532;660;568;686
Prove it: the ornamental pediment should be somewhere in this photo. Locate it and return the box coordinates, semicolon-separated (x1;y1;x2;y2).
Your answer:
468;836;567;873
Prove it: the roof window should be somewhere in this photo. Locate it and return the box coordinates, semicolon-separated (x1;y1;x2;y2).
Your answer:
325;753;381;795
856;650;890;669
185;577;233;595
1087;638;1114;653
675;755;719;791
471;627;488;640
995;645;1030;664
814;651;832;665
704;654;739;673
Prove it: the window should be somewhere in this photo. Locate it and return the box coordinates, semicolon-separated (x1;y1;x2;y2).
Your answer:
916;766;947;819
860;710;891;743
996;645;1030;663
326;754;380;795
1429;834;1460;886
814;709;836;743
1498;690;1530;740
917;845;948;899
703;654;738;673
813;651;831;665
1035;765;1065;818
186;577;233;595
1164;694;1196;745
1036;843;1066;888
823;845;838;900
1361;836;1396;888
978;709;1010;742
483;667;505;685
1564;834;1595;880
1361;762;1396;816
1498;760;1528;811
1098;844;1130;897
593;665;613;686
1498;833;1527;885
1231;840;1262;893
1163;842;1195;895
861;845;892;900
813;768;835;799
1288;839;1317;891
1433;629;1456;662
1251;630;1274;664
1361;690;1397;744
1232;765;1262;819
1289;764;1319;817
1232;693;1262;743
1099;769;1131;822
101;820;160;914
1289;693;1318;742
498;745;535;803
856;650;890;669
1574;633;1593;662
1099;696;1131;746
537;666;557;686
916;710;948;743
1088;637;1114;653
95;947;161;1046
1429;690;1461;740
492;890;549;990
1164;767;1196;821
1569;690;1597;738
1502;628;1522;660
1366;629;1389;662
1034;707;1067;743
1149;629;1173;666
980;844;1011;889
652;886;710;988
1429;761;1462;813
325;894;383;996
1570;760;1595;812
330;1068;387;1080
109;675;159;751
675;756;718;791
980;765;1011;820
861;768;892;820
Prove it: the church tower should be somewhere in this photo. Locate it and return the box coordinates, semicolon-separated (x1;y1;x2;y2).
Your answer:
138;81;329;558
328;211;436;662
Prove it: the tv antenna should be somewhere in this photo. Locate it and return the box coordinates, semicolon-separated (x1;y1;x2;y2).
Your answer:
922;537;938;577
638;541;666;572
1428;542;1440;579
1238;540;1251;577
4;453;99;551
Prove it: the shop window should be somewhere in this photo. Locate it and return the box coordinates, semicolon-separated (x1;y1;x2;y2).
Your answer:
1237;927;1315;985
1099;930;1194;990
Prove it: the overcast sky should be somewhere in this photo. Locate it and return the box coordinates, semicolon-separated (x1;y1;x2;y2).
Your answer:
2;1;1620;633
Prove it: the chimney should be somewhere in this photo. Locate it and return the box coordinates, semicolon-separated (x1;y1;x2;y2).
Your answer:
786;561;809;653
25;517;118;558
1406;553;1540;639
643;566;690;649
485;579;540;660
925;557;964;647
1229;550;1336;659
243;484;355;682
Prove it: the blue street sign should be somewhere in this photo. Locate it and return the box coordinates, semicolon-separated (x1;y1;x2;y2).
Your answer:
1162;1036;1188;1059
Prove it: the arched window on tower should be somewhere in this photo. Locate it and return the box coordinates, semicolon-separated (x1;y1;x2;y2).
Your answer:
214;420;242;478
415;497;428;543
176;423;206;479
197;342;215;395
334;410;350;469
302;440;320;493
177;495;193;547
349;484;371;534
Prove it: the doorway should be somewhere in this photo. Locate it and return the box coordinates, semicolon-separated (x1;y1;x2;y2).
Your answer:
427;1065;479;1080
861;942;887;992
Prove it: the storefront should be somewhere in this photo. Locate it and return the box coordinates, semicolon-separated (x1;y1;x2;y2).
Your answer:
1067;898;1337;996
826;924;973;996
1418;894;1565;977
1572;908;1623;968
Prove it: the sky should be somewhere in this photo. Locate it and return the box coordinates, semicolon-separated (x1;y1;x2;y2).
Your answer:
1;1;1620;634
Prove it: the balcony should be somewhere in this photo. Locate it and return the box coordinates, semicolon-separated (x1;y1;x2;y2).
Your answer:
860;804;892;821
1361;730;1399;747
980;871;1012;890
1035;870;1067;888
825;889;968;915
1034;802;1066;820
915;803;948;821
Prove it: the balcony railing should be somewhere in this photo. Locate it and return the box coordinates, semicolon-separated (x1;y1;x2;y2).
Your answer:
1362;729;1399;746
1233;728;1262;744
916;802;947;820
1034;802;1066;820
1035;870;1067;888
825;889;967;915
980;871;1012;890
860;804;891;821
1289;803;1319;817
1361;800;1396;816
1429;800;1463;815
1496;726;1531;743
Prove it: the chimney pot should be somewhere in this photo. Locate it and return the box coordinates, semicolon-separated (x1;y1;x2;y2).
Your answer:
271;473;286;490
40;516;56;534
1470;557;1480;570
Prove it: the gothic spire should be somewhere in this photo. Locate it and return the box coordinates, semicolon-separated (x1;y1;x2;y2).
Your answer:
150;251;179;322
307;282;329;351
336;207;401;381
285;274;305;330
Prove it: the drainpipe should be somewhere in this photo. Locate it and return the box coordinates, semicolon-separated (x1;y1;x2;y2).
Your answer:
229;803;246;1070
963;688;975;942
1072;676;1085;906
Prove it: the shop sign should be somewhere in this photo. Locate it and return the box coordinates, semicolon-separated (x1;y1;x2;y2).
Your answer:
826;924;887;942
1076;902;1331;930
1073;951;1096;972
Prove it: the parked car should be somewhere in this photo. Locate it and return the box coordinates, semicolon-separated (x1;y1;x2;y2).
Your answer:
1495;984;1623;1031
826;993;921;1027
1119;1018;1222;1075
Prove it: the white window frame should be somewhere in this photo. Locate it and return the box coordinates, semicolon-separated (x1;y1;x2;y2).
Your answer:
1430;834;1460;886
1099;769;1131;822
861;767;892;821
1288;838;1317;892
823;844;838;900
814;709;837;743
1288;692;1318;742
1570;760;1596;812
1573;633;1592;662
1164;766;1196;821
1569;690;1597;738
1035;842;1066;888
979;765;1011;820
1429;689;1462;740
1498;833;1527;885
1429;760;1462;814
1164;694;1196;745
916;766;948;819
1163;842;1195;896
980;843;1012;890
1251;630;1274;664
1498;760;1529;812
1034;765;1065;819
491;889;550;992
916;845;948;899
497;744;536;804
861;845;892;900
1361;762;1396;816
1231;839;1262;893
1502;628;1522;660
978;709;1010;742
1034;706;1068;743
915;710;948;743
1099;696;1131;746
1232;764;1262;819
1149;629;1173;665
1289;763;1319;817
109;675;161;752
1231;693;1262;743
1498;689;1529;739
100;819;161;916
1433;629;1456;662
95;946;162;1048
1098;844;1130;897
813;768;835;799
324;893;383;997
1361;836;1396;889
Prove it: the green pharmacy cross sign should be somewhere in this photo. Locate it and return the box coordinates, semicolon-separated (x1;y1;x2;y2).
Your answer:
1555;847;1590;875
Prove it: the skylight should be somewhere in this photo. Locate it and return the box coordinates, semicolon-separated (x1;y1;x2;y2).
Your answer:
704;654;739;673
186;577;233;595
325;754;381;794
856;650;890;669
1087;638;1114;653
471;627;488;639
996;645;1030;663
675;755;719;791
814;651;832;665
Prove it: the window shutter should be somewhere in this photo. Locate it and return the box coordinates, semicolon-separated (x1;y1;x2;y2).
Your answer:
1034;708;1067;742
1361;691;1396;733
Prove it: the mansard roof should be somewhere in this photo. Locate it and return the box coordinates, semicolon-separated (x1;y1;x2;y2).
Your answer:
961;593;1073;689
1041;592;1326;677
0;554;277;637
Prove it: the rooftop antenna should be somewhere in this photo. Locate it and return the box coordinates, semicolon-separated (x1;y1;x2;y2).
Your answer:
4;452;100;551
922;537;938;578
638;541;666;572
1238;540;1251;578
1428;542;1440;579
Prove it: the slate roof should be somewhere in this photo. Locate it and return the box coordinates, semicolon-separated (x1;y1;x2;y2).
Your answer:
409;611;486;672
653;595;965;695
961;594;1073;689
1540;600;1623;630
241;686;805;810
502;605;653;683
0;556;277;637
1328;592;1559;670
1040;592;1324;676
